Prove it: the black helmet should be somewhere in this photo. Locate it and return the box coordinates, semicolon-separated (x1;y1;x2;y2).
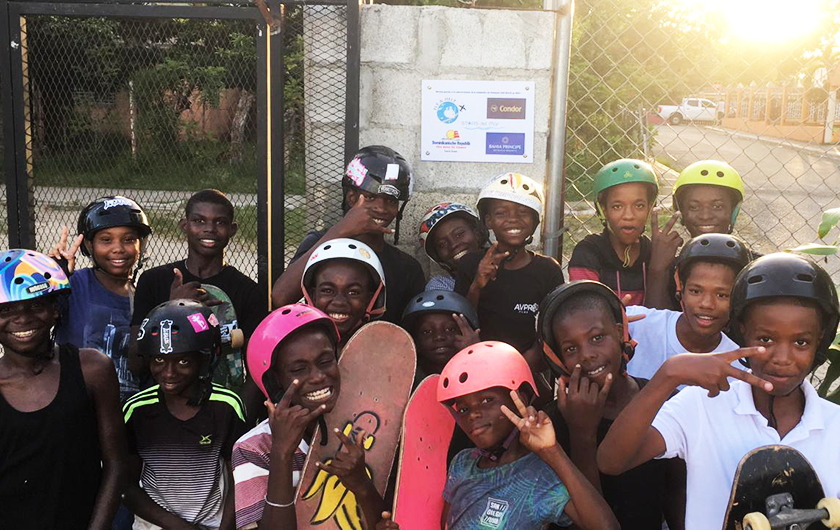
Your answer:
537;280;634;378
402;290;479;332
343;145;413;203
77;196;152;257
729;253;840;367
676;234;751;286
137;299;222;402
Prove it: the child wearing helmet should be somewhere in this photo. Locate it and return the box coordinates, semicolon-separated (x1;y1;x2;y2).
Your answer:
401;290;480;383
433;342;618;529
0;250;127;529
232;304;386;530
131;190;266;398
419;202;487;291
50;195;153;401
301;238;385;348
568;159;659;305
272;146;425;324
625;234;752;383
598;253;840;530
537;281;683;529
454;173;564;354
124;300;247;530
647;160;749;310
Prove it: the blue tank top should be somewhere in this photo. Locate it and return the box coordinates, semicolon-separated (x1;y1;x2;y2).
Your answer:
0;344;103;529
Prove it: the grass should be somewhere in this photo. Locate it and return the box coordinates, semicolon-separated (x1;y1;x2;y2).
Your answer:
33;140;305;195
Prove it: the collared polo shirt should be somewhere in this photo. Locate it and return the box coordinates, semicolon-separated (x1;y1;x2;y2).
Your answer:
652;379;840;530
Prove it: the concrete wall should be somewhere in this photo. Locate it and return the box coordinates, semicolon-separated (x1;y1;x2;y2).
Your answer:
359;4;556;274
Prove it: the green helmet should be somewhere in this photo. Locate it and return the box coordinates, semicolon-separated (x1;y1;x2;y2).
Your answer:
672;160;745;227
593;159;659;220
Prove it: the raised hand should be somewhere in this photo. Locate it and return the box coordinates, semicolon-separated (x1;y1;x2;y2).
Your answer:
48;226;84;275
333;194;394;238
620;293;646;323
375;512;401;530
474;243;510;289
169;268;222;306
315;428;371;493
663;346;773;397
557;365;613;436
648;209;683;272
451;313;481;351
267;379;328;458
500;390;557;453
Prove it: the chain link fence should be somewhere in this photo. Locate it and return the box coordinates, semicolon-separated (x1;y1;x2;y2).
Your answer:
562;0;840;281
4;1;353;282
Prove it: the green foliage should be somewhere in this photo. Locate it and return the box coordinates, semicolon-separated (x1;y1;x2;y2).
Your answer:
794;207;840;403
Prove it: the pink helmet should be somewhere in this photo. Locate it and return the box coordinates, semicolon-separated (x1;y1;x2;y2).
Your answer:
247;304;339;400
437;341;538;404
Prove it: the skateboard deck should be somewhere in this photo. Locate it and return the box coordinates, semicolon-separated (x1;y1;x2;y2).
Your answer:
201;284;245;392
295;321;416;530
392;374;455;530
723;445;837;530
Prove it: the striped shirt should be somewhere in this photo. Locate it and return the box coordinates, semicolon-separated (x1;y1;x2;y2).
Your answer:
232;420;309;529
123;384;247;529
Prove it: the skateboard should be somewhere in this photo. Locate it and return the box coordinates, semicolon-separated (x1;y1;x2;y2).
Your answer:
392;374;456;530
201;284;245;392
723;445;840;530
295;321;416;530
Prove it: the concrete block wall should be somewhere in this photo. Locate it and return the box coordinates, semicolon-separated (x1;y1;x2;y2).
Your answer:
358;4;556;275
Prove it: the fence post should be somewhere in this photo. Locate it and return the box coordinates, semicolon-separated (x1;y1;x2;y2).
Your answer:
825;87;837;144
780;83;788;125
0;0;20;248
344;0;361;165
6;7;33;248
543;0;574;261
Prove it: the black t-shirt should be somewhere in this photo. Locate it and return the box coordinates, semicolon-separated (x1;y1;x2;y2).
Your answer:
454;251;564;352
292;230;426;325
131;261;267;341
544;378;673;530
568;230;652;306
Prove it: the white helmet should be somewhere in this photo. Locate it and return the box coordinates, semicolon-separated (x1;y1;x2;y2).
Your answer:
301;238;386;319
476;173;544;226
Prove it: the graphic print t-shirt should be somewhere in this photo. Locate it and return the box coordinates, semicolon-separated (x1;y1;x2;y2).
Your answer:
454;251;564;352
443;449;572;529
55;267;137;401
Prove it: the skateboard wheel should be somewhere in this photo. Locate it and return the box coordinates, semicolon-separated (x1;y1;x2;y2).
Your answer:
818;497;840;528
230;329;245;349
742;512;771;530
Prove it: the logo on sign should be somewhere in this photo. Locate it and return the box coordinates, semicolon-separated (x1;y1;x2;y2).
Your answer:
487;98;526;119
436;101;460;124
486;133;525;156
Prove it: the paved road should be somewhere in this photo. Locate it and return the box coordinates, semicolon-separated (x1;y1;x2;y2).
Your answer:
651;124;840;277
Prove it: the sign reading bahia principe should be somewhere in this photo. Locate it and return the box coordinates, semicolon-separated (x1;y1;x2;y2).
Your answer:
421;80;536;163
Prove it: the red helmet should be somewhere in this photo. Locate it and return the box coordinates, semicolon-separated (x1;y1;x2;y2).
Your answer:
247;304;339;401
437;341;538;404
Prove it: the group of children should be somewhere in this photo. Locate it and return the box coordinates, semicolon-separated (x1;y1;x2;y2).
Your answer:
1;144;839;530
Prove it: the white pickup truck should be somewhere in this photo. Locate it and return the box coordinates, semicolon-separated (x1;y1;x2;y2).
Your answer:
656;97;723;125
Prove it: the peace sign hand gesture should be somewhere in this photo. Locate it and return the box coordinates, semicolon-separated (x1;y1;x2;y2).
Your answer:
662;346;774;397
500;390;556;453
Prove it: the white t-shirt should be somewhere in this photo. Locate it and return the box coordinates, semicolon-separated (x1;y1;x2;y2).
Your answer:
652;380;840;530
626;306;740;381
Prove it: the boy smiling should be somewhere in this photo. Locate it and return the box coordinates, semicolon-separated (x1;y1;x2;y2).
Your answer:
597;253;840;529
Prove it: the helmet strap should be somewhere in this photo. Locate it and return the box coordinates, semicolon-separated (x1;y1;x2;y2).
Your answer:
318;416;329;446
478;427;520;462
394;201;408;245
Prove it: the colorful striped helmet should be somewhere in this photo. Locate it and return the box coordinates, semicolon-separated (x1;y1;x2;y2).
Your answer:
0;249;70;305
418;202;481;266
476;173;544;226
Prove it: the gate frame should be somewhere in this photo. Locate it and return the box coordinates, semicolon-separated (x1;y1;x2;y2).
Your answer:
0;0;361;307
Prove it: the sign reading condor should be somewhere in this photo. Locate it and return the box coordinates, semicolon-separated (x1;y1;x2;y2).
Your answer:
421;80;535;163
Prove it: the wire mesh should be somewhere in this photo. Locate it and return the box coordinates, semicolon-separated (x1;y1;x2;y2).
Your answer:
284;3;348;263
21;15;260;277
562;0;840;284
